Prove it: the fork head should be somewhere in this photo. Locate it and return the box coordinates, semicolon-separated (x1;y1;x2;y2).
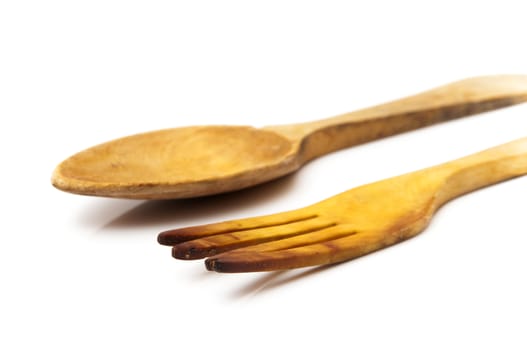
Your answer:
158;170;443;272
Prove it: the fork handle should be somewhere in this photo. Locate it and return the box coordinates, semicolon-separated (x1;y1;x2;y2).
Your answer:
434;137;527;206
269;75;527;161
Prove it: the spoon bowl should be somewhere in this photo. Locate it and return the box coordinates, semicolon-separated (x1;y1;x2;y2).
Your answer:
53;126;301;199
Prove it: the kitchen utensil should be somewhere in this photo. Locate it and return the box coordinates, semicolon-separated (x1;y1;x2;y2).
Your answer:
52;75;527;199
159;137;527;272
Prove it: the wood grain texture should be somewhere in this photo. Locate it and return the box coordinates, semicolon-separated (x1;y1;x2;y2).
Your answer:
52;75;527;199
158;137;527;272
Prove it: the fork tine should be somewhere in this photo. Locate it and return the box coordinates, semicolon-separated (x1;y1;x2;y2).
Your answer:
204;230;388;272
171;218;336;259
157;210;317;245
218;224;358;254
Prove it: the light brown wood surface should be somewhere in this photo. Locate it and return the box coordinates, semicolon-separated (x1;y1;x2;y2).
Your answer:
52;75;527;199
158;137;527;272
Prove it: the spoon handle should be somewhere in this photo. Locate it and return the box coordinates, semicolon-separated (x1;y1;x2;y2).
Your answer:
269;75;527;161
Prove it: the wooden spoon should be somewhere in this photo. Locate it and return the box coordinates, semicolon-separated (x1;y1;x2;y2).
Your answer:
52;75;527;199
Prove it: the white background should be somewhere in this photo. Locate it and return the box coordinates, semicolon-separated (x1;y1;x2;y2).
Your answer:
1;1;527;349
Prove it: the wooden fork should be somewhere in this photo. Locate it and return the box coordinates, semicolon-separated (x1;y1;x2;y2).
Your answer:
158;137;527;272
